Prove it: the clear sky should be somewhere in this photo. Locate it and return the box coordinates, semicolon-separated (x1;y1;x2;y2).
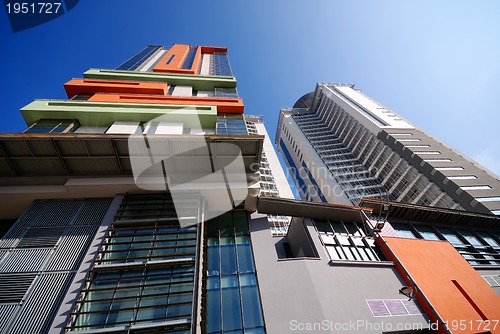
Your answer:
1;0;499;178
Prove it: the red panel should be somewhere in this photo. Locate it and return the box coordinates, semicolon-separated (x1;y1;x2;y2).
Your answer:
64;79;168;99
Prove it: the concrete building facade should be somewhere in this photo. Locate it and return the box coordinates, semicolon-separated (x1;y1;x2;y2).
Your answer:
277;83;500;216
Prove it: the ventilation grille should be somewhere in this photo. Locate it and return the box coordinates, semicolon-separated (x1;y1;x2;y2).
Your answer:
16;227;65;248
366;299;423;317
0;274;36;303
6;273;73;334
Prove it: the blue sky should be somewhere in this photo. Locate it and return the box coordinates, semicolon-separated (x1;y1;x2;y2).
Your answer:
1;0;499;177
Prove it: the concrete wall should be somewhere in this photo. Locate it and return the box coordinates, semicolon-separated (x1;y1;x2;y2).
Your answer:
249;213;430;333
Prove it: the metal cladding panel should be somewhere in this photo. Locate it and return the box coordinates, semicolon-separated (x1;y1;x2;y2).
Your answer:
32;200;82;227
6;272;74;334
55;140;91;156
16;227;66;248
26;140;58;156
64;157;119;174
0;160;14;176
46;225;98;271
85;139;115;156
74;199;112;225
113;139;130;156
12;157;65;174
0;304;17;333
1;140;32;156
0;248;51;273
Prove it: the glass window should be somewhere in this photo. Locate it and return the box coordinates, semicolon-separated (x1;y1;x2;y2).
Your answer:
204;211;265;333
69;194;196;332
116;45;161;71
25;119;79;133
391;223;417;239
414;226;440;240
477;231;500;247
458;230;484;247
437;228;464;245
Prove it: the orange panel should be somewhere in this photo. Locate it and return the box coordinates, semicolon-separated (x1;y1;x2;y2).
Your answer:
88;93;244;114
153;44;202;74
378;237;500;334
64;79;168;99
153;44;228;74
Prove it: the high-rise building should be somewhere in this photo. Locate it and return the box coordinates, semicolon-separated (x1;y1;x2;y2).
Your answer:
0;43;284;334
1;45;500;334
277;83;500;215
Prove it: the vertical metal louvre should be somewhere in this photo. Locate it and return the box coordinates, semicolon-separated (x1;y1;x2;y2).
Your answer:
5;273;74;334
45;226;99;271
0;249;52;273
32;200;82;227
0;305;18;333
73;199;112;225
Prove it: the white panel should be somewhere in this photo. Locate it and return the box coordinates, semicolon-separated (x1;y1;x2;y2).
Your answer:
74;126;107;134
190;128;206;135
172;85;193;97
196;91;212;97
334;86;414;129
156;122;184;134
140;49;167;72
106;121;141;134
200;54;212;75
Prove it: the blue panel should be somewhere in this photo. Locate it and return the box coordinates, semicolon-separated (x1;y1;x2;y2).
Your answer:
220;244;237;275
236;243;255;273
221;287;242;331
241;285;264;328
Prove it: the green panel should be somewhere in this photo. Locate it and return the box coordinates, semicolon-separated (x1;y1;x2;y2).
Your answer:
83;69;237;90
20;100;217;129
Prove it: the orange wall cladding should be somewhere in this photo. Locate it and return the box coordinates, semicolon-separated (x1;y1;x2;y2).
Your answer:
378;237;500;334
64;79;168;98
153;44;228;74
64;78;244;114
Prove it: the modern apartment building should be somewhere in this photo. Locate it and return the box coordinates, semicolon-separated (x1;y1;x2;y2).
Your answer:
0;43;280;334
1;44;500;334
277;83;500;216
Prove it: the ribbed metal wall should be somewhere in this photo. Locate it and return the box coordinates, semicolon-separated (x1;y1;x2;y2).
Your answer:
0;198;113;334
5;273;74;334
0;305;17;333
0;249;52;273
32;200;82;227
